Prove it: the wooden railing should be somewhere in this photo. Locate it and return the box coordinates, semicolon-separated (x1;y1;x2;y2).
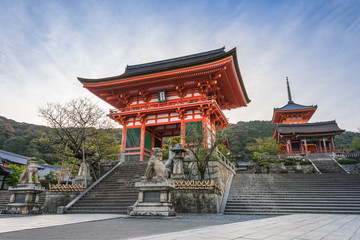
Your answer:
343;152;360;159
49;183;86;192
109;97;215;114
171;179;217;190
259;153;334;160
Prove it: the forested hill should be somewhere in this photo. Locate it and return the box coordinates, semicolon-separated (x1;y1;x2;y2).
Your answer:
223;121;274;161
0;116;123;165
0;116;359;164
0;116;58;164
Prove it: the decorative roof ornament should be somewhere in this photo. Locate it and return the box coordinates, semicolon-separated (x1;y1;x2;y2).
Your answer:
286;77;294;104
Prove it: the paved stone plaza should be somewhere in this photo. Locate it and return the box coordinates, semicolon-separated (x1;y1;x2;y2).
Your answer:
0;214;360;239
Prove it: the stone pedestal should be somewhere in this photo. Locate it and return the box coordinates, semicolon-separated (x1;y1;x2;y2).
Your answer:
2;184;45;214
130;181;176;217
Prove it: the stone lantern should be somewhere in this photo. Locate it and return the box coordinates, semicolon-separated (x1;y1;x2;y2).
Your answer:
170;144;186;179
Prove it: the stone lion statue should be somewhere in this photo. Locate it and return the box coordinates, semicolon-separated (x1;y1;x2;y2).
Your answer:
144;148;169;182
18;158;40;185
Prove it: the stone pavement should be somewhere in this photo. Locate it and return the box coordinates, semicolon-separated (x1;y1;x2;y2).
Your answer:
0;214;124;234
132;214;360;240
0;214;360;239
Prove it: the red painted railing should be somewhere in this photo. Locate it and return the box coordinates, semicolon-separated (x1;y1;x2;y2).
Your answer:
109;97;216;115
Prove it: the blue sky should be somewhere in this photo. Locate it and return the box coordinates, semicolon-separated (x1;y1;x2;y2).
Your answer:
0;0;359;131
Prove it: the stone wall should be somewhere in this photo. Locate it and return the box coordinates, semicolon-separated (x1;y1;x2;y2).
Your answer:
185;159;235;193
341;164;360;174
172;155;235;213
43;191;79;213
258;164;314;174
172;189;222;214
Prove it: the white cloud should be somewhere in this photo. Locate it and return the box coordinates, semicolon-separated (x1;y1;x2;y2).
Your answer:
0;0;359;132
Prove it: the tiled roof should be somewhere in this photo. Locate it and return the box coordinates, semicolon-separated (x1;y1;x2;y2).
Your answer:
0;149;63;179
275;101;317;111
78;47;229;83
275;120;345;135
0;149;30;165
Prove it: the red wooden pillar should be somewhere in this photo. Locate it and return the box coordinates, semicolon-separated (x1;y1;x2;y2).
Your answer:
331;137;335;153
151;131;155;149
300;139;304;154
140;124;145;161
288;139;293;154
180;118;186;147
323;138;327;154
202;117;208;147
286;140;290;154
304;139;309;157
318;139;322;153
121;126;127;152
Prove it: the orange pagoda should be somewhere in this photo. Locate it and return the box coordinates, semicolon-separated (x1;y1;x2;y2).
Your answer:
272;78;344;155
78;47;250;161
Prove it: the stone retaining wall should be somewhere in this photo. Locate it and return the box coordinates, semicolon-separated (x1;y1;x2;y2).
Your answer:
258;164;314;174
172;157;234;213
172;189;222;214
43;192;79;213
341;164;360;174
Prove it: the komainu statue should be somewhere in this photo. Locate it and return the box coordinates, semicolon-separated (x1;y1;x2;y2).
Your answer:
18;158;40;185
144;148;169;181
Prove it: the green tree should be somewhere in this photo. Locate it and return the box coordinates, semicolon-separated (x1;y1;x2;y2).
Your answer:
85;130;121;179
5;164;25;186
44;171;57;184
245;137;281;157
186;124;224;180
222;121;275;161
351;137;360;151
2;137;28;155
162;136;181;160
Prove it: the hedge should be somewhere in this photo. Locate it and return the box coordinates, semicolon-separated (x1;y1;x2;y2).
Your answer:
338;159;358;165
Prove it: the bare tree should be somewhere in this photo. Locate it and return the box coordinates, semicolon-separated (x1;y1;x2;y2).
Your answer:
38;97;116;180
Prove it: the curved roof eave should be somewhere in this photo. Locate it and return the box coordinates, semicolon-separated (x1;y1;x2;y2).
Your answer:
274;102;317;111
78;47;251;104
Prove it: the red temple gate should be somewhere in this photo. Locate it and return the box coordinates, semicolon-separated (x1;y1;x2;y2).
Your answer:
79;47;250;161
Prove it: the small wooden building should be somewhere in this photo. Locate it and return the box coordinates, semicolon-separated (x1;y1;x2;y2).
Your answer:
272;78;345;155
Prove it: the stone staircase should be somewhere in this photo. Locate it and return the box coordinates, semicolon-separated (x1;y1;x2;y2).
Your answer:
224;174;360;215
66;162;147;214
310;159;346;173
0;190;10;211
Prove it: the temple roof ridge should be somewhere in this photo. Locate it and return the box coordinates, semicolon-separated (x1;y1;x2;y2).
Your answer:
126;47;225;70
274;101;317;111
275;120;338;127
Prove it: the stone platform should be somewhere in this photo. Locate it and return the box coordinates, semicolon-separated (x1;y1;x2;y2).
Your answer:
2;184;45;215
130;181;176;217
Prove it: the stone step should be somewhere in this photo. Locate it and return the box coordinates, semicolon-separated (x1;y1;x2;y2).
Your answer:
85;193;137;196
74;203;135;207
224;209;360;215
225;173;360;215
227;197;360;201
229;191;360;195
66;162;147;214
226;202;360;207
66;209;127;214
